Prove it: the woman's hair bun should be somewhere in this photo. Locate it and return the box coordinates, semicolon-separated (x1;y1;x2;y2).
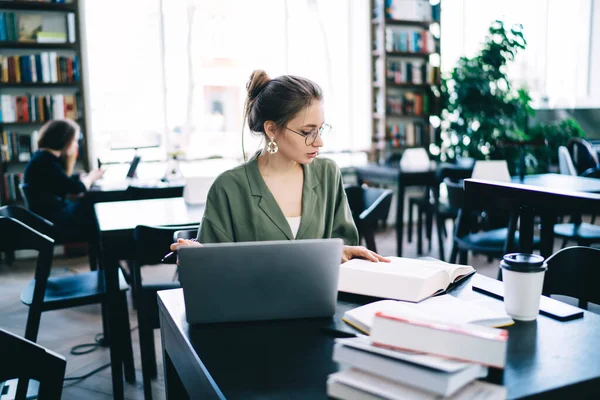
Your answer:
246;70;271;100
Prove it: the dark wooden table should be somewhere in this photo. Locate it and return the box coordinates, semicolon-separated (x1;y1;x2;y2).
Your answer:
158;274;600;399
464;178;600;258
513;173;600;194
94;198;204;400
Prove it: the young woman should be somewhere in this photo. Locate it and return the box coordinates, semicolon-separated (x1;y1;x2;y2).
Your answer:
172;70;388;263
23;119;104;241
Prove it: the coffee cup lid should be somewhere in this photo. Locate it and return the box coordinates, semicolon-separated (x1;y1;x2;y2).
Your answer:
501;253;547;273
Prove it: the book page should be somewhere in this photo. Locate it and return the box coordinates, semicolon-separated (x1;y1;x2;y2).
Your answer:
343;257;453;281
345;295;512;332
417;256;475;282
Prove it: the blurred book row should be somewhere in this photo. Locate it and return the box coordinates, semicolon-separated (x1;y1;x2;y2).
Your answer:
0;53;80;83
0;94;80;123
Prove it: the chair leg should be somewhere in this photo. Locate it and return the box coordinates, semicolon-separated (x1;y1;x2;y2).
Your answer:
436;216;445;261
364;230;377;253
458;250;468;265
138;307;157;400
407;201;414;243
88;240;98;271
450;242;458;264
119;293;136;384
417;208;423;255
24;306;42;342
101;300;110;344
426;208;433;252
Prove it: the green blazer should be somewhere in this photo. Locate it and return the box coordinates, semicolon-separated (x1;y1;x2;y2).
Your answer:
197;154;359;246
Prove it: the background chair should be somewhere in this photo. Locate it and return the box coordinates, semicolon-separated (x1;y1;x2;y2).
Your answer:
558;146;578;176
0;328;67;400
344;185;393;253
445;178;539;266
543;246;600;310
0;208;135;386
132;223;198;400
19;183;99;270
567;137;600;176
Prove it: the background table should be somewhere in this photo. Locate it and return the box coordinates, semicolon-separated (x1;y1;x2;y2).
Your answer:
94;197;204;400
159;273;600;399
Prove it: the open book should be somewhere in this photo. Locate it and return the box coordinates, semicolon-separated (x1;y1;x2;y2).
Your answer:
343;294;514;335
338;257;475;303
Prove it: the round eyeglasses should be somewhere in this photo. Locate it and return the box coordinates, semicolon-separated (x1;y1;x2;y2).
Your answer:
285;122;331;146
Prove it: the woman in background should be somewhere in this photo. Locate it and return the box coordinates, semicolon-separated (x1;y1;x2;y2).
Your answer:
23;119;104;242
172;70;388;264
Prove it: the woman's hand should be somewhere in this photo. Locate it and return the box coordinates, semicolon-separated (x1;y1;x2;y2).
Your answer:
342;245;390;263
80;168;105;189
170;238;203;252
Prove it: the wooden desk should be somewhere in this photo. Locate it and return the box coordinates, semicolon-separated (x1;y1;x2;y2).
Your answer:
464;179;600;258
158;274;600;399
94;198;204;400
513;173;600;194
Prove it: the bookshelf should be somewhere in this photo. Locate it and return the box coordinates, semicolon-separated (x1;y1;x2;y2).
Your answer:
0;0;88;206
370;0;441;164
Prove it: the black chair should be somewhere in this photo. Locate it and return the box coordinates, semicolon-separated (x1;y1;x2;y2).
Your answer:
126;185;184;201
0;208;135;385
445;178;539;265
174;228;198;241
543;246;600;310
567;137;600;176
132;223;198;400
410;165;475;260
19;183;99;270
0;328;67;400
344;185;393;253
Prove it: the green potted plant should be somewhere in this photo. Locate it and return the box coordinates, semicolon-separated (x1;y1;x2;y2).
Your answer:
433;20;533;174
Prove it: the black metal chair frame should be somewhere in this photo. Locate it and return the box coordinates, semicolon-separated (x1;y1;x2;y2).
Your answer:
0;328;67;400
132;223;198;400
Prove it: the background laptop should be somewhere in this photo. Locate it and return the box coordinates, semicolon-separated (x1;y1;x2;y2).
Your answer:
178;239;343;324
92;155;142;191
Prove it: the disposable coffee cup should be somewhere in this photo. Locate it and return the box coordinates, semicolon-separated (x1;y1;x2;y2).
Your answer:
500;253;547;321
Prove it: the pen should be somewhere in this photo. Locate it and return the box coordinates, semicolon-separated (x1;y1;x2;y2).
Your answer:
161;238;198;263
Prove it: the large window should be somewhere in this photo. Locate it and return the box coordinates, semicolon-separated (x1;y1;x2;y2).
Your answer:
83;0;371;164
441;0;598;109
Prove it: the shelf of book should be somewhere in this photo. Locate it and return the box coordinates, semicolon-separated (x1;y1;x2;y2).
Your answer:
0;83;80;88
0;1;76;12
369;0;441;164
0;0;87;206
0;42;77;50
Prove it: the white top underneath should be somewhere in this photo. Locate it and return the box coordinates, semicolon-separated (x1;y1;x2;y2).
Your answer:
286;216;302;238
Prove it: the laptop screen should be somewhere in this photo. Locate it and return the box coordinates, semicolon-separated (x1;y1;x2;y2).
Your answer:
126;156;141;178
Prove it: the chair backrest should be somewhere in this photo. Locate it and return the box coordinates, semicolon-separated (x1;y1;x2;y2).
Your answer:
0;328;66;400
360;187;394;221
174;228;199;242
567;137;600;175
558;146;578;176
0;205;55;239
443;178;464;210
126;185;184;201
133;224;200;269
543;246;600;308
0;216;54;253
582;168;600;178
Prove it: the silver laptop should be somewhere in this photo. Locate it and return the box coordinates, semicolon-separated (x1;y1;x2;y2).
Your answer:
178;239;343;324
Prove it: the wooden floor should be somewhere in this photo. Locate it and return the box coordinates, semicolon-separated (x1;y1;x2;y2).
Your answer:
0;223;595;399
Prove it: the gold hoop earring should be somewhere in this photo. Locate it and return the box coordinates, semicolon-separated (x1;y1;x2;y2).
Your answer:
267;137;278;154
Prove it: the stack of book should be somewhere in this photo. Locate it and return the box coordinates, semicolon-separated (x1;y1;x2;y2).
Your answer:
329;257;510;399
